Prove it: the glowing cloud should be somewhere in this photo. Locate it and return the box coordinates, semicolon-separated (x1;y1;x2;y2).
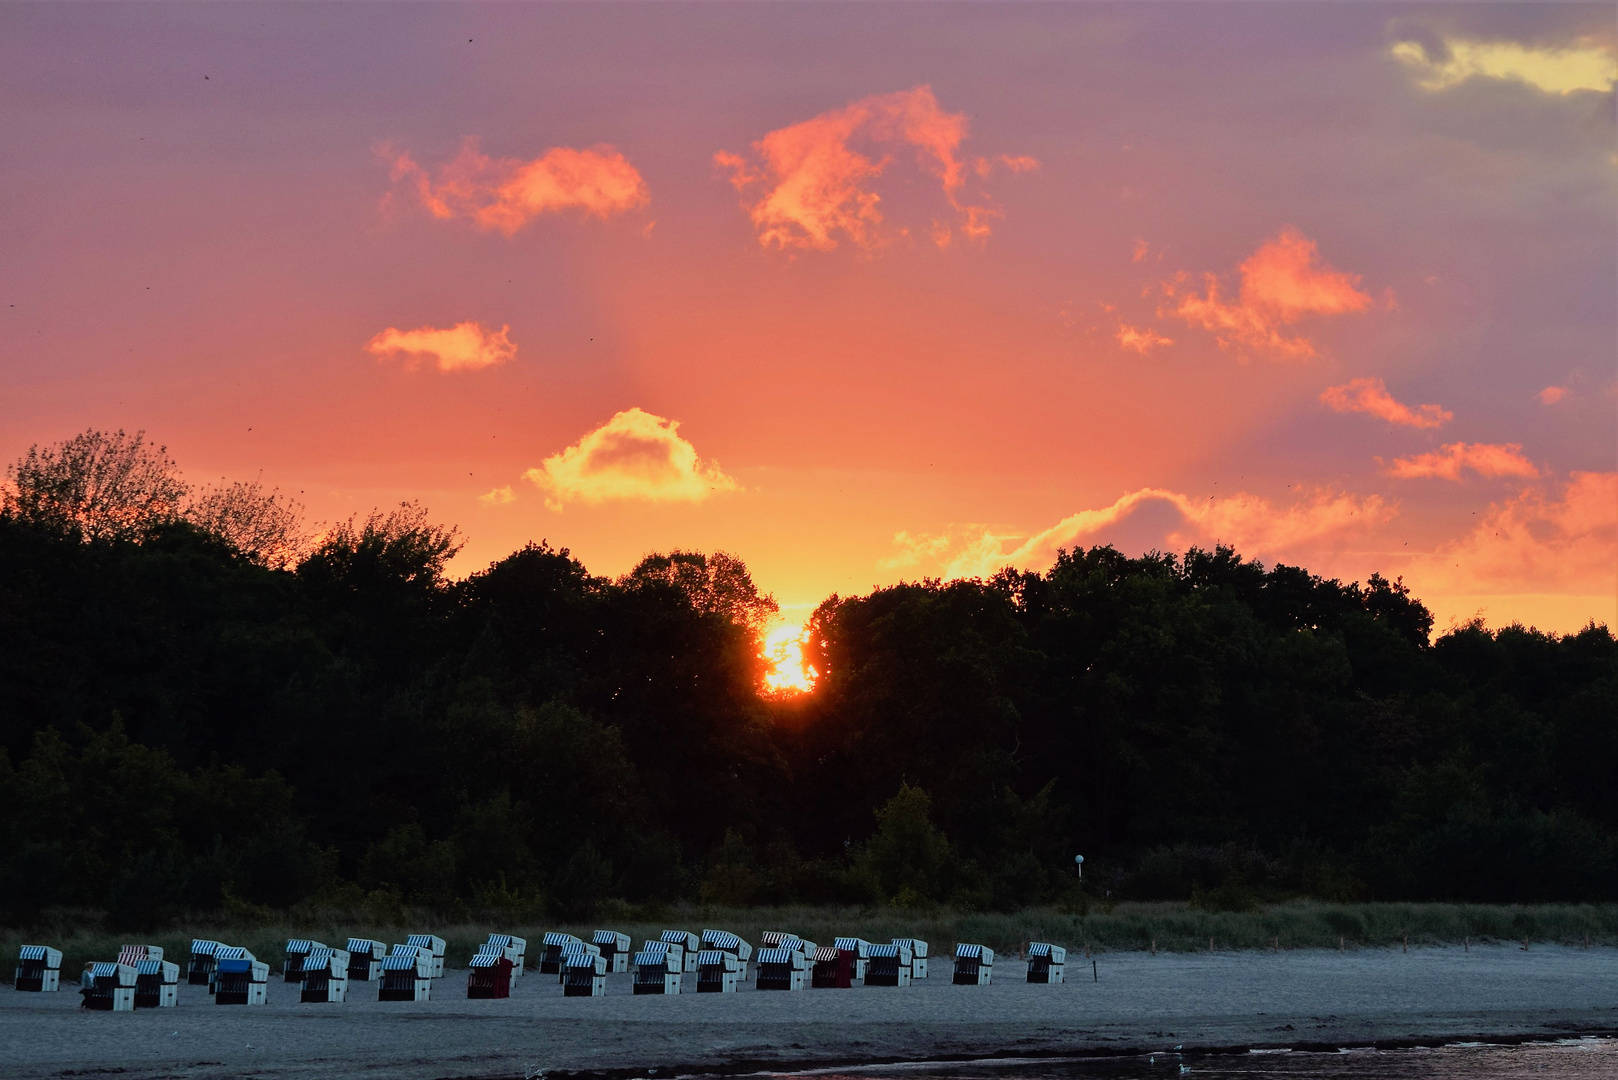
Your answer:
885;485;1388;581
1538;386;1568;405
1321;377;1451;429
1404;472;1618;612
1165;227;1374;360
1384;442;1540;481
478;485;516;506
388;137;649;235
1392;37;1618;95
715;85;1033;251
366;321;516;372
523;407;739;511
1116;324;1174;355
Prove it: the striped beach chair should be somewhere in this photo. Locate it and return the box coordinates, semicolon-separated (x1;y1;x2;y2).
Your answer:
404;935;446;979
134;959;179;1008
952;943;993;985
188;940;223;985
379;946;432;1002
345;938;386;982
632;941;681;995
215;952;269;1005
540;932;581;974
283;939;325;983
80;962;137;1011
593;930;631;973
893;938;929;979
865;941;912;987
810;944;850;988
754;946;806;990
564;949;608;997
660;930;700;973
300;948;351;1002
15;945;63;992
1026;942;1066;983
696;949;740;993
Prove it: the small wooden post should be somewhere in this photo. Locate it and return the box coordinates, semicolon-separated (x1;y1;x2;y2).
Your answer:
1338;935;1344;951
1092;959;1098;983
1209;937;1215;953
1464;936;1469;952
1402;934;1408;953
1151;938;1156;956
1272;936;1279;953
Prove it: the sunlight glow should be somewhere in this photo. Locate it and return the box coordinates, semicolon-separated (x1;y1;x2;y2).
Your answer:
762;621;818;695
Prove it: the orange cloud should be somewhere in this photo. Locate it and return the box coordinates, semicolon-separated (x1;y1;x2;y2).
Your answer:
366;321;516;371
885;485;1388;581
1403;472;1617;628
1384;442;1539;481
523;407;739;511
1165;227;1374;359
388;138;648;235
716;85;1033;251
1116;324;1173;354
1538;385;1568;404
478;485;516;506
1321;377;1451;429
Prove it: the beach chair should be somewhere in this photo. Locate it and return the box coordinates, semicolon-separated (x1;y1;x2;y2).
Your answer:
834;937;871;981
952;943;993;985
1026;942;1066;983
215;955;270;1004
468;946;515;999
696;949;741;993
345;938;386;982
701;930;752;978
405;934;446;979
15;945;62;992
379;946;432;1002
754;946;806;990
80;962;137;1011
300;948;351;1002
632;941;681;995
557;941;601;984
485;934;527;978
660;930;700;973
116;944;161;966
187;939;223;985
210;946;257;997
811;944;852;988
564;949;608;996
593;930;631;973
893;937;929;979
540;932;582;974
865;941;912;987
283;939;325;983
134;959;179;1008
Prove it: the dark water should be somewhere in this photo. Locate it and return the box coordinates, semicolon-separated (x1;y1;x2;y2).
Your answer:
778;1039;1617;1079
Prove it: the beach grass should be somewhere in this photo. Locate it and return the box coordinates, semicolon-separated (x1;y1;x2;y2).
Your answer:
6;900;1615;979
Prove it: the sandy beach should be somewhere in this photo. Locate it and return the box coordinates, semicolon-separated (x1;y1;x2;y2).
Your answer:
2;945;1613;1080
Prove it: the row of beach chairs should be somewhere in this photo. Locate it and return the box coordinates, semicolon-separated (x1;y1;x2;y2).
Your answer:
15;935;1066;1007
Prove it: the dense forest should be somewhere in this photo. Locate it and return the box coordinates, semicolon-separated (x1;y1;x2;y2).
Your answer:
2;430;1614;928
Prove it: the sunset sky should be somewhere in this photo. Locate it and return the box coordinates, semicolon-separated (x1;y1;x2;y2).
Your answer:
3;3;1614;635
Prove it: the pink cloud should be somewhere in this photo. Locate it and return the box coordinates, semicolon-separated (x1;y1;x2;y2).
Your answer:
1116;324;1173;354
1384;442;1540;481
366;321;516;371
1538;385;1568;404
387;138;648;235
1164;227;1374;360
1321;377;1452;429
715;85;1034;251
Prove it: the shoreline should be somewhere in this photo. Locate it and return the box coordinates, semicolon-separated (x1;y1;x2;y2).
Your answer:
2;945;1614;1080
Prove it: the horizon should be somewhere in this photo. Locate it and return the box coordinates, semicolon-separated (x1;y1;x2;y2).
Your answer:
2;3;1613;635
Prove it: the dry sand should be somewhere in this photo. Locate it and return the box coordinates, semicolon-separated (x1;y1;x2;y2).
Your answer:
2;945;1614;1079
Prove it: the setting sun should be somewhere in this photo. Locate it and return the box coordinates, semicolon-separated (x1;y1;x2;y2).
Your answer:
762;621;818;695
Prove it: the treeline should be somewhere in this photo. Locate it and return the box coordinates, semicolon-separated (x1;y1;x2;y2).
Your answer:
1;430;1614;928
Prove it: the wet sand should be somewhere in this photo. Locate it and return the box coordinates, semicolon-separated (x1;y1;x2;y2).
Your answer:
1;945;1614;1079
